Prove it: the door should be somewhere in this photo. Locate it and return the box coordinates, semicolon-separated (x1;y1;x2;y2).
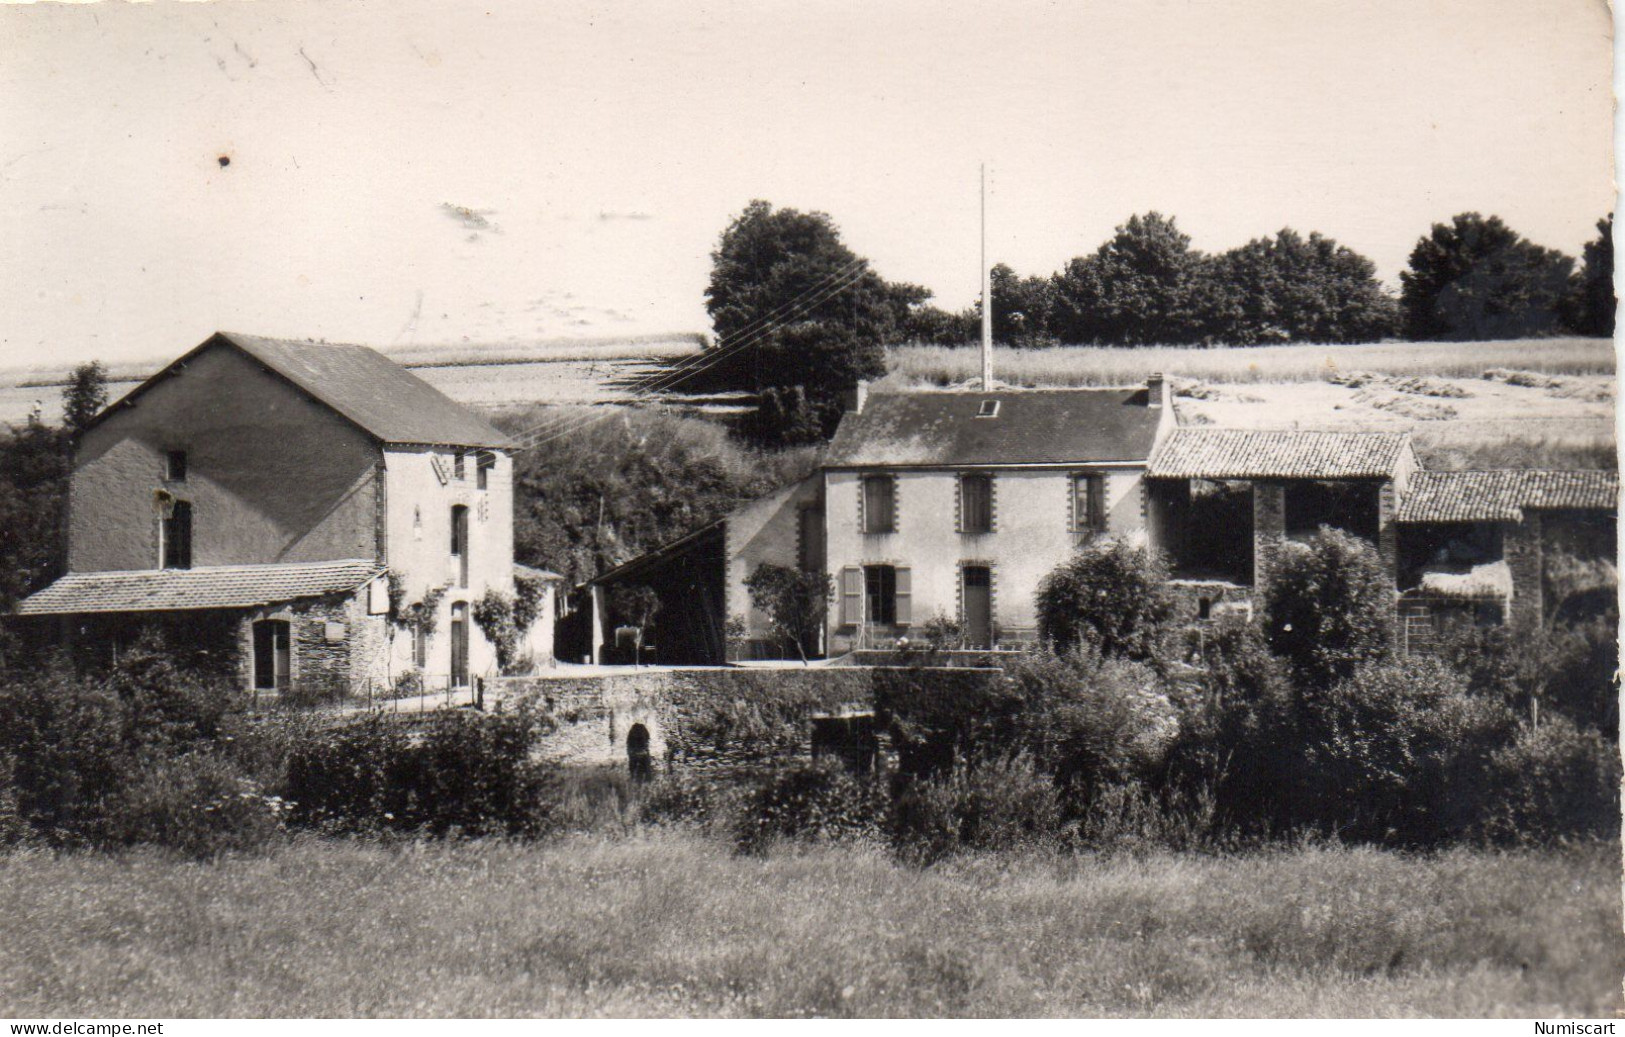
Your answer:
450;505;470;587
962;566;992;648
252;619;291;693
450;602;469;688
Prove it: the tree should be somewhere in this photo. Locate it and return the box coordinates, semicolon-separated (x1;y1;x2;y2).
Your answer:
1049;213;1217;345
988;263;1057;347
1399;213;1575;341
62;361;108;436
1261;528;1393;691
1563;214;1614;337
0;413;69;610
1035;538;1174;661
703;201;929;430
607;584;661;665
1209;229;1397;344
743;563;832;664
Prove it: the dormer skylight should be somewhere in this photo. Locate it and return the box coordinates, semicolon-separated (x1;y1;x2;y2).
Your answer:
976;399;1001;418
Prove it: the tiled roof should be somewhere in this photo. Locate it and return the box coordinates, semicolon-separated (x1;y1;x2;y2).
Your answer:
1396;469;1619;523
91;332;513;449
1146;429;1410;479
514;563;564;582
13;560;384;615
825;388;1161;467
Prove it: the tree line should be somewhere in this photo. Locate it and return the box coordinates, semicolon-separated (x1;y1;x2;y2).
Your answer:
702;201;1614;442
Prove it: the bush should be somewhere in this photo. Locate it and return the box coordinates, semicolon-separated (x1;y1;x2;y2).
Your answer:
108;751;287;859
1262;528;1393;691
1478;716;1621;845
1436;617;1619;735
888;754;1067;865
281;710;555;837
638;769;725;828
1005;651;1175;808
1035;538;1174;661
733;761;886;855
1304;657;1515;845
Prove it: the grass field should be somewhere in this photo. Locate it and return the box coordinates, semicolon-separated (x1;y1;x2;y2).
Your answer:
0;833;1617;1018
882;337;1616;389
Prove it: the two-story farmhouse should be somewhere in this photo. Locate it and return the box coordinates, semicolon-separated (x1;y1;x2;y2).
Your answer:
579;376;1615;664
12;332;558;698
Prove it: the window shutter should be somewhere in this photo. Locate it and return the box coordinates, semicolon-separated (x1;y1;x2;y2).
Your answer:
894;566;913;625
839;567;863;626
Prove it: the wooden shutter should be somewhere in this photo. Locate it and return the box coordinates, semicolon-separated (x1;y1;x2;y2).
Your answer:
894;566;912;625
839;567;863;626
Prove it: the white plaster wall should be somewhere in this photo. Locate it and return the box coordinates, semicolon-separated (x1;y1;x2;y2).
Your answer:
382;446;516;684
822;465;1145;648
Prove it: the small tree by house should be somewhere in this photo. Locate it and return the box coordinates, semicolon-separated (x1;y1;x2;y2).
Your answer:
608;584;661;665
744;563;833;664
1261;527;1394;692
62;361;109;436
1035;538;1174;661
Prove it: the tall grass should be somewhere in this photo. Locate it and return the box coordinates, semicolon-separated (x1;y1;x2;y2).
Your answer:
0;833;1615;1018
883;338;1616;389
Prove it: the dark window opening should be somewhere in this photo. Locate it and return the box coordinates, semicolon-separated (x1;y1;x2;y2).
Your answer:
865;565;897;625
166;450;187;482
627;723;653;782
976;399;1000;418
450;504;469;586
252;619;290;692
1197;597;1212;620
1074;474;1107;533
1284;480;1379;544
960;474;993;533
413;618;428;669
454;450;467;481
1168;479;1254;584
862;475;895;534
476;450;495;490
161;500;192;570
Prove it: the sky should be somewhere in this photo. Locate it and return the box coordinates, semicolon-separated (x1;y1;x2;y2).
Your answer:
0;0;1615;367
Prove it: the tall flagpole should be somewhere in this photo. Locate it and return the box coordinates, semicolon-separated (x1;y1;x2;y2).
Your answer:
980;164;993;390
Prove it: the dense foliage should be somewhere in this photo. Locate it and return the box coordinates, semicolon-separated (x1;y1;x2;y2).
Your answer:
743;563;832;663
1399;213;1576;341
1034;538;1175;660
1261;528;1394;689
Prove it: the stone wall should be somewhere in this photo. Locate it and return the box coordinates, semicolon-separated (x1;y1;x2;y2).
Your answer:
237;589;391;704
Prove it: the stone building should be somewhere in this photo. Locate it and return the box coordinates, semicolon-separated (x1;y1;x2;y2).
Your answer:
579;378;1614;663
13;331;559;699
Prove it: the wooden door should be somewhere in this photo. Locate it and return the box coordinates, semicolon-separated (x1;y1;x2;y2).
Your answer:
962;566;992;648
450;603;469;688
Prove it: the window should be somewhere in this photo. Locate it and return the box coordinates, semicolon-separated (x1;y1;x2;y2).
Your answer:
476;450;495;490
976;399;1000;418
960;474;993;533
161;500;192;569
413;618;428;669
863;564;912;626
862;475;895;534
453;450;467;481
1074;474;1107;533
251;619;290;692
165;450;187;482
450;505;469;587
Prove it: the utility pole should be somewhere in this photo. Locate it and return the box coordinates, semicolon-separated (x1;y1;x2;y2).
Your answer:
980;164;994;391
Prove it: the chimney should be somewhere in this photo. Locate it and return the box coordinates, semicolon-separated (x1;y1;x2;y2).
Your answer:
1146;372;1165;408
846;379;869;414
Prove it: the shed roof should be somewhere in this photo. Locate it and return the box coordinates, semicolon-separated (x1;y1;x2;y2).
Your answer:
13;560;384;615
1146;428;1410;480
824;388;1160;467
1396;469;1619;524
91;332;513;449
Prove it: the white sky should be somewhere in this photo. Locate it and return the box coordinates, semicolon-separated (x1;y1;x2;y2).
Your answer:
0;0;1614;367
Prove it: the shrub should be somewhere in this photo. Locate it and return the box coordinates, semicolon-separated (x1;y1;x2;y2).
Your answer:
889;754;1067;865
1262;528;1393;691
638;769;725;828
1437;616;1619;734
744;563;833;662
1006;651;1175;808
108;751;287;859
733;761;886;855
1075;781;1222;854
1478;716;1621;845
280;710;556;837
871;667;1022;777
1035;538;1174;661
1304;657;1515;844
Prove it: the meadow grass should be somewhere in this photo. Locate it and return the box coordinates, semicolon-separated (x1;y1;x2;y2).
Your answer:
883;337;1616;389
0;832;1616;1018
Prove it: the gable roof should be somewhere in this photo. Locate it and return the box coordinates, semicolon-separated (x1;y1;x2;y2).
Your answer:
90;332;513;449
1146;428;1411;480
1396;469;1619;524
824;389;1160;467
13;560;385;615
